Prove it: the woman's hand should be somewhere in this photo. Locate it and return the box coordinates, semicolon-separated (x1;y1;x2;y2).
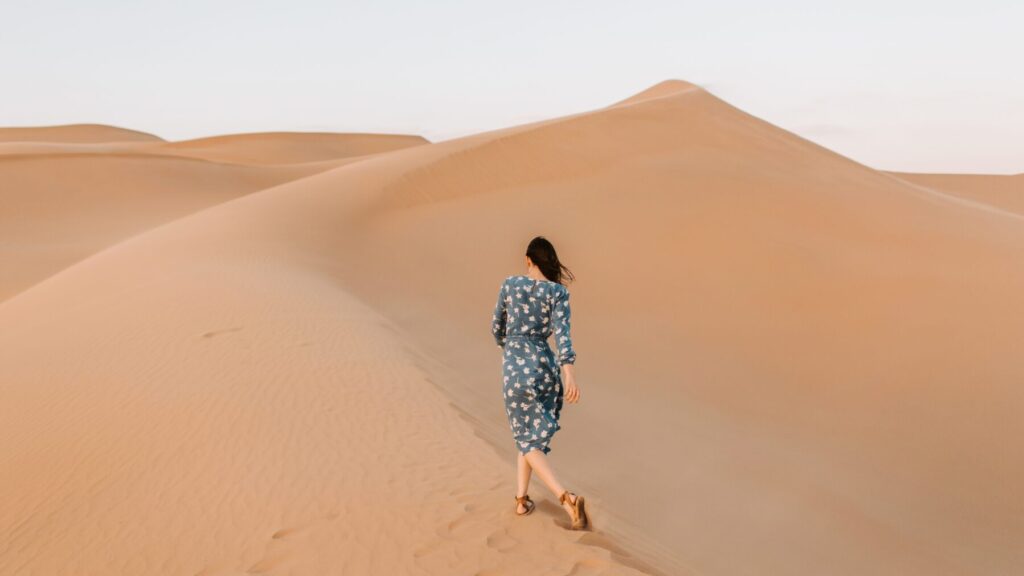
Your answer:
562;364;580;403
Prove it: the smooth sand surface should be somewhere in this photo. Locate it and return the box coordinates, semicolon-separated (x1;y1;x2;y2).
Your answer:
1;81;1021;575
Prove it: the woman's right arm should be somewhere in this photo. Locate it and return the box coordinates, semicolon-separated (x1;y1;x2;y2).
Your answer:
552;286;576;366
553;286;581;403
491;278;509;348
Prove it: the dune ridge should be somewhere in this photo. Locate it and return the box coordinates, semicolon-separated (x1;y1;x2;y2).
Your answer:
887;171;1024;217
1;80;1021;575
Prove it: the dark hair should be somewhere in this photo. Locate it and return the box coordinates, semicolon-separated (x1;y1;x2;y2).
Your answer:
526;236;575;285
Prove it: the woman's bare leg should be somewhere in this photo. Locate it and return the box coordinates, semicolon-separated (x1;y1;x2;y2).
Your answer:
515;452;533;513
523;448;579;518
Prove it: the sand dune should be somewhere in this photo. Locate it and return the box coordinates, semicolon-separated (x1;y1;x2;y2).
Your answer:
0;126;428;165
0;141;156;156
156;131;430;165
1;80;1021;575
0;123;163;143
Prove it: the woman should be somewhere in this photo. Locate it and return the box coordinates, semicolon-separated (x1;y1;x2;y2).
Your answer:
490;236;588;530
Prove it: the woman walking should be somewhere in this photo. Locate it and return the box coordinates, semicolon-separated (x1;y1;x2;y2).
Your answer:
490;236;588;529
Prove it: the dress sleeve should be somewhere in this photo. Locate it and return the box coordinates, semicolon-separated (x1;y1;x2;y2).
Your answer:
491;278;509;347
552;286;576;366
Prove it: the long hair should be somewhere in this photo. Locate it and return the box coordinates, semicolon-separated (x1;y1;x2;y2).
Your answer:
526;236;575;286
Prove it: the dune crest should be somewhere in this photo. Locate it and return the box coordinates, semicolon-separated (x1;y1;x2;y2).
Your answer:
607;78;704;107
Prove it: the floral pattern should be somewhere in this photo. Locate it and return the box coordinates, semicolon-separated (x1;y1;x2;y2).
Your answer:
491;274;576;455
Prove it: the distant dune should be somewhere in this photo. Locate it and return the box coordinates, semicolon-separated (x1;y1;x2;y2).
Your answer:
0;123;163;143
157;131;430;165
1;80;1021;575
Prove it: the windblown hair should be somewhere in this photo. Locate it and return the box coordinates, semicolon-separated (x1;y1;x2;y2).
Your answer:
526;236;575;286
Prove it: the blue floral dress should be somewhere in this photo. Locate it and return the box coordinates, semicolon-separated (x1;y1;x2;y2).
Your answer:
491;274;577;455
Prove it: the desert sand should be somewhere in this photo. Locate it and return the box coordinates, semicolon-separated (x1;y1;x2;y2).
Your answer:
1;80;1021;575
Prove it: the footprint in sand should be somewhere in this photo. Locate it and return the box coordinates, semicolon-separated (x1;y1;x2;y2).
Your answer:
564;558;611;576
485;527;519;552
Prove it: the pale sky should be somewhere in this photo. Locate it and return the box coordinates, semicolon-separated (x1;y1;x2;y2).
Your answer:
2;0;1021;173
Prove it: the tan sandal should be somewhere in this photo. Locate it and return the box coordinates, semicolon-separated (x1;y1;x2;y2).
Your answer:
559;490;588;530
514;494;536;516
